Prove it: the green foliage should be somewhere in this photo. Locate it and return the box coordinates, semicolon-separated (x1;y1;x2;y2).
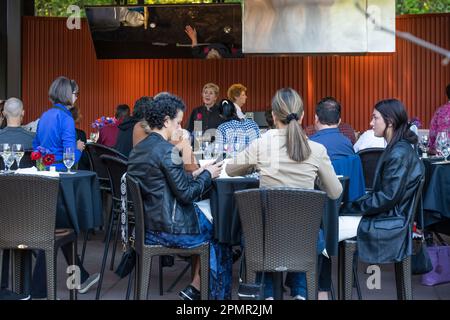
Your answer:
396;0;450;15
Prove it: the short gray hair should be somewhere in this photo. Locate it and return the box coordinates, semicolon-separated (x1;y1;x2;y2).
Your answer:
48;76;78;106
4;97;23;118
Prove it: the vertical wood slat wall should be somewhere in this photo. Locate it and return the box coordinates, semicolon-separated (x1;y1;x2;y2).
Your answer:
22;14;449;134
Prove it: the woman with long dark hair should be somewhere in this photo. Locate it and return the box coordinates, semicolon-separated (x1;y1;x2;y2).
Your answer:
340;99;425;264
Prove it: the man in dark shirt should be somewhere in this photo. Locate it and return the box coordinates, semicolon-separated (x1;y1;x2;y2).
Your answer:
0;98;35;149
115;97;151;157
186;83;224;142
308;97;364;300
309;97;355;161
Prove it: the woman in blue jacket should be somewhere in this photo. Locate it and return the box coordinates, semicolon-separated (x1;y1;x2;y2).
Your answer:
33;76;85;170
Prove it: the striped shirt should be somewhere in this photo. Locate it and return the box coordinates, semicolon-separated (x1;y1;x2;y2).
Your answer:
216;119;260;152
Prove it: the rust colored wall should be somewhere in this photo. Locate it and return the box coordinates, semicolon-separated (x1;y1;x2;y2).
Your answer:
22;14;449;134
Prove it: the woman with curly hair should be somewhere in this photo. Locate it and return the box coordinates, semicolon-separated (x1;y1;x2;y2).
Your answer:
128;93;232;300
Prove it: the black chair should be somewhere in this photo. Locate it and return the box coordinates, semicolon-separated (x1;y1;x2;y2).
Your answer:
95;154;129;299
0;175;77;300
338;177;425;300
357;148;384;191
127;175;210;300
235;187;327;300
84;143;128;263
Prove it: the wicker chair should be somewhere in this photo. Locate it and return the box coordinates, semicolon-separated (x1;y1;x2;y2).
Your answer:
0;174;77;300
357;148;384;191
338;177;425;300
235;187;327;300
126;175;210;300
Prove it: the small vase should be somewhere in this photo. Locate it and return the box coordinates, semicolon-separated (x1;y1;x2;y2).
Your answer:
36;159;46;171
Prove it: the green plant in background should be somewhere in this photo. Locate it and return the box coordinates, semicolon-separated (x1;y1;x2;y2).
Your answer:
396;0;449;15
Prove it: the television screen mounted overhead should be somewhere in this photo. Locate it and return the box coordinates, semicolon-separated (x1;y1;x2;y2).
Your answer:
85;4;243;59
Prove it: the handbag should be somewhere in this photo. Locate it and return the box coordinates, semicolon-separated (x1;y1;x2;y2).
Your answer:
237;190;267;300
421;234;450;286
115;247;136;278
114;173;136;279
411;237;433;275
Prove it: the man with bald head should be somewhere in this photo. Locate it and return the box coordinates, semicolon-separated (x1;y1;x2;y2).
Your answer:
0;98;35;149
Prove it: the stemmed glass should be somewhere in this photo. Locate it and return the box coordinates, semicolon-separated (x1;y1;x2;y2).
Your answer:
436;132;449;162
89;132;98;143
12;144;24;169
194;131;203;153
0;144;14;172
63;147;75;174
203;141;212;160
420;135;429;155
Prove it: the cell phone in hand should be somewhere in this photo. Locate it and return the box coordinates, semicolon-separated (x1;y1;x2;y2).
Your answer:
212;153;228;165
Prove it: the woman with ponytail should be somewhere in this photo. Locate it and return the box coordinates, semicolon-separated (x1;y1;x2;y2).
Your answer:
227;88;342;299
340;99;424;264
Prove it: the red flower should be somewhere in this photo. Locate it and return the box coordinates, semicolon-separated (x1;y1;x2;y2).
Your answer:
196;113;203;120
31;151;41;160
42;154;55;166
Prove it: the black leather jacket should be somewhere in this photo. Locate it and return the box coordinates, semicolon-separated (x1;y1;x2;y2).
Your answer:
127;133;212;235
347;140;424;264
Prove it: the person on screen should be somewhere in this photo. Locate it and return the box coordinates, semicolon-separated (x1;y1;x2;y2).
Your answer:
184;25;243;59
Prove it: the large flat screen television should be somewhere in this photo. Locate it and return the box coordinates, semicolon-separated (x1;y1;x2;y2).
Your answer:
85;4;243;59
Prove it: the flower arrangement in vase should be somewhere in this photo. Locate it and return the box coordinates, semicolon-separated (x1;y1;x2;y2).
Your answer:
31;146;55;171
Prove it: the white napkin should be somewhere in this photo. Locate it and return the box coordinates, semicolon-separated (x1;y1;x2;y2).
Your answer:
15;167;60;177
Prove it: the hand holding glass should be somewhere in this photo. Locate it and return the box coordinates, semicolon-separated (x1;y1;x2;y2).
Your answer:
63;147;75;174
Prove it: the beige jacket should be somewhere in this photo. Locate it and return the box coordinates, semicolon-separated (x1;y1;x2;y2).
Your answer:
226;129;342;200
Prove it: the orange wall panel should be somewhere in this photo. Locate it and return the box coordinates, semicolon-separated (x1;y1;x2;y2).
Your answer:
21;14;450;134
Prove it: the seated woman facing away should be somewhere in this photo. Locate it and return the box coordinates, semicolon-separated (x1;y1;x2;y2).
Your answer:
226;88;343;300
127;93;231;300
215;99;260;154
339;99;425;264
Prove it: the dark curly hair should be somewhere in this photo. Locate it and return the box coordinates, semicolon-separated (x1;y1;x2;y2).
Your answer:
133;96;153;120
145;93;185;129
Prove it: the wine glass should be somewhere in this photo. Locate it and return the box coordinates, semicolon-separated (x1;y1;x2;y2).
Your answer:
89;132;98;143
436;131;448;158
203;141;212;160
63;147;75;174
1;144;13;172
194;130;203;153
12;144;24;169
420;135;429;155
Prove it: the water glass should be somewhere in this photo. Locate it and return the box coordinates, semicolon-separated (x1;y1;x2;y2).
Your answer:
12;144;24;169
63;147;75;174
0;143;12;172
436;132;448;157
89;132;98;143
420;135;429;154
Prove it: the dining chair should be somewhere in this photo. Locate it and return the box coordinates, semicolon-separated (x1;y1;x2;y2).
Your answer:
0;174;77;300
235;187;327;300
126;175;210;300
